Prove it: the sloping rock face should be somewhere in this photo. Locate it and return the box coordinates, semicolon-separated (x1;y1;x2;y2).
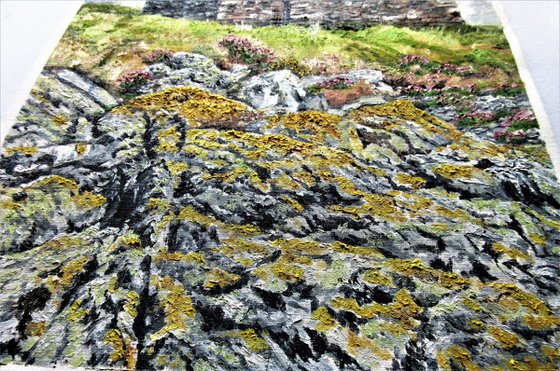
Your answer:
1;63;560;371
144;0;463;28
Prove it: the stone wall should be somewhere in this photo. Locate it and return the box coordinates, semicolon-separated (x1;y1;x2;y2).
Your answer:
143;0;463;28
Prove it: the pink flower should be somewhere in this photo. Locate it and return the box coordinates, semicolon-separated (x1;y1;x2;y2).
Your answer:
494;130;507;140
508;130;526;138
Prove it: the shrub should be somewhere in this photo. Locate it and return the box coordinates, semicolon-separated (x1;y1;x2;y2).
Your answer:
117;70;153;96
494;129;527;144
503;109;538;131
438;63;471;76
218;35;277;71
455;109;495;127
269;57;311;77
306;77;354;94
142;49;174;64
399;54;430;66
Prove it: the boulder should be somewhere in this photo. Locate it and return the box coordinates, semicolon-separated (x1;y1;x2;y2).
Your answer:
237;69;307;113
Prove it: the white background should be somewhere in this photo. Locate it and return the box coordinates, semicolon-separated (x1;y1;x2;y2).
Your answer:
1;0;559;170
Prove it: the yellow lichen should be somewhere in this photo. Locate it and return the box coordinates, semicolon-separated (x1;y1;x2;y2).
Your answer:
180;95;250;126
542;344;560;361
154;250;186;262
387;191;433;213
291;170;316;187
347;330;393;361
53;115;68;126
506;357;557;371
185;252;207;264
332;241;382;257
152;276;196;339
220;238;269;258
346;100;462;141
61;257;89;287
439;272;469;290
0;200;23;210
239;329;268;352
363;269;393;286
488;326;520;349
271;173;301;190
394;173;426;189
492;242;532;261
281;196;304;212
75;143;87;156
112;86;251;127
311;307;337;332
330;289;422;329
432;164;476;179
178;205;261;236
437;346;481;371
388;259;437;282
528;233;547;246
203;166;269;193
328;192;406;222
522;314;560;330
68;299;88;322
269;111;343;139
103;329;125;363
124;291;140;317
71;191;107;208
203;269;240;290
165;160;188;175
121;233;142;249
103;329;135;368
33;175;79;194
492;283;550;315
462;297;483;312
269;263;305;282
25;321;46;337
4;146;39;156
469;319;485;331
147;198;170;211
156;127;180;153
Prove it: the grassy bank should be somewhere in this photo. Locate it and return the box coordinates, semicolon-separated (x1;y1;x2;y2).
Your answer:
47;4;519;91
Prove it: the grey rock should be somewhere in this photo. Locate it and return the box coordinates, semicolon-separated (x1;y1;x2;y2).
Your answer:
238;69;307;113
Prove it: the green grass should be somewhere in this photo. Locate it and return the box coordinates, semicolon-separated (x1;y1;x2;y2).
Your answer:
48;4;519;91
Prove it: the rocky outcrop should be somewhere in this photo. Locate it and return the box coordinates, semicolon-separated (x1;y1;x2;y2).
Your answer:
140;52;250;97
1;58;559;370
143;0;463;28
141;53;393;114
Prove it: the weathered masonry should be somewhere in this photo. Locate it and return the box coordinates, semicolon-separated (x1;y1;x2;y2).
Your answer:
143;0;463;28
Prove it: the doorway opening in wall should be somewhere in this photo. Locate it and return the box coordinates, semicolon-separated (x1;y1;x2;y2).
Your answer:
271;1;285;25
